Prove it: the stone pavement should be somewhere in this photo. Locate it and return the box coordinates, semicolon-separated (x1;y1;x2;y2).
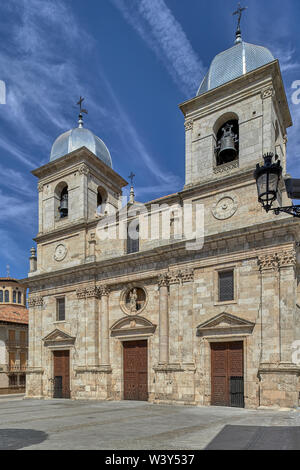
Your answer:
0;398;299;450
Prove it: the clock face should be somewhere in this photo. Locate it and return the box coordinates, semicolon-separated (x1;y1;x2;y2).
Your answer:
212;193;238;220
54;244;67;261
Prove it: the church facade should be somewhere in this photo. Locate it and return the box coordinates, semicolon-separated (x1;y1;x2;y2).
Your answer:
25;31;300;409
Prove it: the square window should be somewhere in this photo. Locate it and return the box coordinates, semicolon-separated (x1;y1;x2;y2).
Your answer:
218;270;234;302
56;298;65;321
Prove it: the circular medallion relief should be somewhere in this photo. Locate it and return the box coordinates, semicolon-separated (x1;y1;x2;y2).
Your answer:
54;243;67;262
212;193;238;220
120;287;147;315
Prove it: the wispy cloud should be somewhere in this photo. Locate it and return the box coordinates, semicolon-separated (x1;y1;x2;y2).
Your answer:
110;0;205;97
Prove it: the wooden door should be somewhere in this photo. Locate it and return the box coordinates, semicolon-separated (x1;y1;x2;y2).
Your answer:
211;341;243;407
53;350;70;399
123;340;148;401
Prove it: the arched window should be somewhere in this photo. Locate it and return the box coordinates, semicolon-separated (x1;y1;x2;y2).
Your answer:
4;290;9;302
13;291;16;303
127;220;139;254
214;113;239;167
18;292;22;304
0;290;3;302
96;187;107;216
59;186;68;218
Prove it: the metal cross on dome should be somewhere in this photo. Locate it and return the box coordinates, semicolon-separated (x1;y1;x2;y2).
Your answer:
233;3;247;31
128;172;135;186
76;96;88;115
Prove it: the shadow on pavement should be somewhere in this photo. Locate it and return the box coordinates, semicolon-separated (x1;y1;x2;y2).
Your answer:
206;425;300;450
0;429;48;450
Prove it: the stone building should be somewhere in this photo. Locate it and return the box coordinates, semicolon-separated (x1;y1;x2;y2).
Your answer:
0;277;28;393
24;28;300;408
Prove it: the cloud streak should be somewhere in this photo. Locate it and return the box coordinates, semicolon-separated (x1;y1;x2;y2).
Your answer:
110;0;204;97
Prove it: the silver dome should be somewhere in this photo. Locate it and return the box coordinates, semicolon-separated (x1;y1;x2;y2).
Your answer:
50;127;112;168
197;41;274;96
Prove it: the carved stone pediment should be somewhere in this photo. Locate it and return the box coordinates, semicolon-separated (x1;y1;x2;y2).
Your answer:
110;316;156;338
43;329;76;347
197;312;255;337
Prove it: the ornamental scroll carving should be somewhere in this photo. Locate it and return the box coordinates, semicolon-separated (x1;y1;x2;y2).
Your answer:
76;286;101;299
258;249;296;271
78;164;89;176
28;296;43;308
159;268;194;286
261;86;274;100
184;120;193;131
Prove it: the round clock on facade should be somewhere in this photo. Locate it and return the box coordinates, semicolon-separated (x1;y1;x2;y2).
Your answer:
54;244;67;261
212;192;239;220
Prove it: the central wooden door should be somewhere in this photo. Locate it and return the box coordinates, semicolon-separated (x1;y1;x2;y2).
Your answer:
123;340;148;401
53;350;70;399
211;341;244;407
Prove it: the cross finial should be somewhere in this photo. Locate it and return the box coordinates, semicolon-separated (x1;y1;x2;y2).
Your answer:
233;3;247;32
128;172;135;186
76;96;88;128
6;264;10;277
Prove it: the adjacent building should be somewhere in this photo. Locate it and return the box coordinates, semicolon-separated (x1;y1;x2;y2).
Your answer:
24;28;300;408
0;278;28;394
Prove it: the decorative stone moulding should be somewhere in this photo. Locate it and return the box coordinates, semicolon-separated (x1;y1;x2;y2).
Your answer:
54;243;68;262
184;120;193;131
261;86;274;100
212;192;239;220
258;249;296;271
213;160;239;174
28;296;43;308
120;286;147;316
76;286;102;299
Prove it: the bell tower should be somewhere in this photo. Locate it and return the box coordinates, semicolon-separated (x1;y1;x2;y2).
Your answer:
30;103;127;276
180;18;292;189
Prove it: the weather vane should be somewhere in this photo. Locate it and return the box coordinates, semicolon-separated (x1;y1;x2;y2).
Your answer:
233;3;247;31
128;172;135;186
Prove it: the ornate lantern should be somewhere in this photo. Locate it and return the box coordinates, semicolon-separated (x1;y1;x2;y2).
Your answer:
254;153;282;212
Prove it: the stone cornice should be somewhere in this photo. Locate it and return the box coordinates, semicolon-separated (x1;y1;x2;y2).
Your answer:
32;146;128;190
22;218;300;290
179;60;292;130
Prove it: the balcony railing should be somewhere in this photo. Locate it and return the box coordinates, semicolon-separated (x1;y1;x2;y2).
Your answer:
7;365;27;372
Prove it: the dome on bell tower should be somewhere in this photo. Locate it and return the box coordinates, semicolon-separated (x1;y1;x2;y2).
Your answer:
197;40;274;96
50;102;112;168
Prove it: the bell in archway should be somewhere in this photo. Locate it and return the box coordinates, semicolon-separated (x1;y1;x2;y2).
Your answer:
59;193;68;218
218;123;238;164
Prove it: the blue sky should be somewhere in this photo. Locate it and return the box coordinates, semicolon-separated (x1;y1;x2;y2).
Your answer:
0;0;300;279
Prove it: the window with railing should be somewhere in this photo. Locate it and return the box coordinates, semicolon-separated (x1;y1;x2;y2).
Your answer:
56;297;65;321
218;270;234;302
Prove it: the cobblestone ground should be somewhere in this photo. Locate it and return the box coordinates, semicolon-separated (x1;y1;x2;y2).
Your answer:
0;397;299;450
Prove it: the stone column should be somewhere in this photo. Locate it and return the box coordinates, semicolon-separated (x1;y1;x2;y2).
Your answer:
100;285;110;367
86;286;101;367
158;274;169;364
261;86;275;155
258;253;280;364
184;120;193;187
278;249;297;363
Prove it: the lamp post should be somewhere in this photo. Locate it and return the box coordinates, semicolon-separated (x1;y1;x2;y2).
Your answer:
254;152;300;218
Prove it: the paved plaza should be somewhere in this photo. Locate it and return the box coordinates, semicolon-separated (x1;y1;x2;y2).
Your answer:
0;397;299;450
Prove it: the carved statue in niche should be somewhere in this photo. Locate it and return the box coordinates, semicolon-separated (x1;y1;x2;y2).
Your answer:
124;287;146;314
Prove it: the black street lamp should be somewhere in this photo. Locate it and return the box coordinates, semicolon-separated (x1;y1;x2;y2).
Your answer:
254;152;300;218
